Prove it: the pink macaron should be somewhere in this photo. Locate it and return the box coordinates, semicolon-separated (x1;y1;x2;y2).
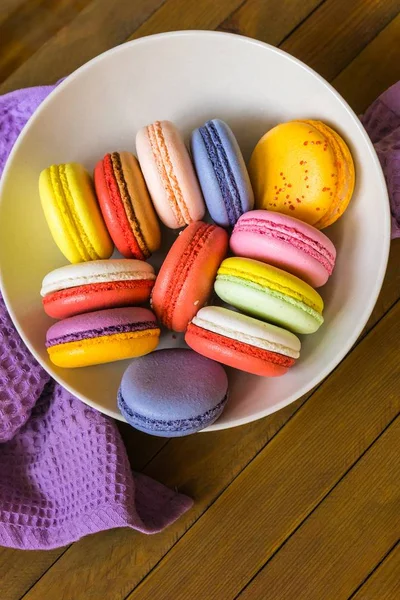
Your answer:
230;210;336;287
136;120;205;229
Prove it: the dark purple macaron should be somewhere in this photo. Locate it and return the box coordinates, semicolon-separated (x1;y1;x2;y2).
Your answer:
118;348;229;437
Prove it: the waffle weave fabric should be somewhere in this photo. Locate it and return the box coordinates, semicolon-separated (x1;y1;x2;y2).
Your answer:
0;80;398;550
360;81;400;237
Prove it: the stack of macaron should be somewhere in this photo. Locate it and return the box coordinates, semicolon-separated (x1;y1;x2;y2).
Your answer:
38;115;355;435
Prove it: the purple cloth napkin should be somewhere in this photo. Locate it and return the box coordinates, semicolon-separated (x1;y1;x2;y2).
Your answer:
360;82;400;238
0;87;192;551
0;80;399;552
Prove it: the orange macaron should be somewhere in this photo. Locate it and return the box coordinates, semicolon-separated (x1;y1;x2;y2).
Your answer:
249;119;355;229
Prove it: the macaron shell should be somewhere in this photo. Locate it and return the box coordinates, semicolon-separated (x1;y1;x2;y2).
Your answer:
136;121;205;229
48;330;159;368
249;120;354;228
119;151;161;253
151;222;229;332
230;210;336;287
191;119;254;227
305;120;355;229
185;326;289;377
40;163;113;263
41;258;155;295
118;349;228;436
43;280;154;319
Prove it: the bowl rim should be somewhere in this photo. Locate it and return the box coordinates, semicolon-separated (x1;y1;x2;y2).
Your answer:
0;30;391;431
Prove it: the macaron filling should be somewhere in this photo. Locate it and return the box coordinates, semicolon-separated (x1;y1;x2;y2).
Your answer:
46;321;158;347
187;324;296;367
146;121;190;226
199;121;243;226
191;315;300;358
117;389;228;433
163;223;216;328
234;218;335;273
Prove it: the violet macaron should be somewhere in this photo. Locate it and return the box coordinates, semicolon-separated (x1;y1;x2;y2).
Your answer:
46;307;160;368
230;210;336;287
118;349;229;437
191;119;254;227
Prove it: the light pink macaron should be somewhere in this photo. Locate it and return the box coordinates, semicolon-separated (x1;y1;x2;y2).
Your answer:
136;120;205;229
230;210;336;287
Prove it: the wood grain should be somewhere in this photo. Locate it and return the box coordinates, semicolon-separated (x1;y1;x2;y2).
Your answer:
281;0;400;80
128;0;244;40
0;0;90;82
125;301;400;600
238;419;400;600
0;0;28;27
218;0;323;45
334;12;400;113
117;423;167;471
0;0;167;92
351;543;400;600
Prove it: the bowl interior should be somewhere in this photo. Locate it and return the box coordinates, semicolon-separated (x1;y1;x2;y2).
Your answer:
0;31;390;431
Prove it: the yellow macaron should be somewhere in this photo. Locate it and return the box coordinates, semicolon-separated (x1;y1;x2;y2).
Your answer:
39;162;113;263
249;120;355;229
214;257;324;334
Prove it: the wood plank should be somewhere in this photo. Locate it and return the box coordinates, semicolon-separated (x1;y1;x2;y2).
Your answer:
0;0;90;83
334;12;400;113
0;0;27;27
281;0;400;81
237;419;400;600
364;242;400;334
117;422;167;470
351;543;400;600
123;301;400;600
1;547;66;600
0;0;167;93
127;0;244;40
218;0;323;45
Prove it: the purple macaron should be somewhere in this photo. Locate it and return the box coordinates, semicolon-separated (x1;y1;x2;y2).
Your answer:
118;348;229;437
191;119;254;227
46;307;160;368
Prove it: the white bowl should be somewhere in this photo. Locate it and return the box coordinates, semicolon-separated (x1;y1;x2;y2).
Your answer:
0;31;390;431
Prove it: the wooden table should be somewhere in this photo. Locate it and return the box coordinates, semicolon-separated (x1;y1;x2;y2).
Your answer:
1;1;400;599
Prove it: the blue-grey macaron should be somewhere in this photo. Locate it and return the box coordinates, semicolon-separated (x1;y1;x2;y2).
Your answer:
118;349;229;437
191;119;254;227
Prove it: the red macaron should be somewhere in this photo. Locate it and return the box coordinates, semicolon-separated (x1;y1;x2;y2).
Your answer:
41;259;156;319
94;151;161;259
151;221;228;332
